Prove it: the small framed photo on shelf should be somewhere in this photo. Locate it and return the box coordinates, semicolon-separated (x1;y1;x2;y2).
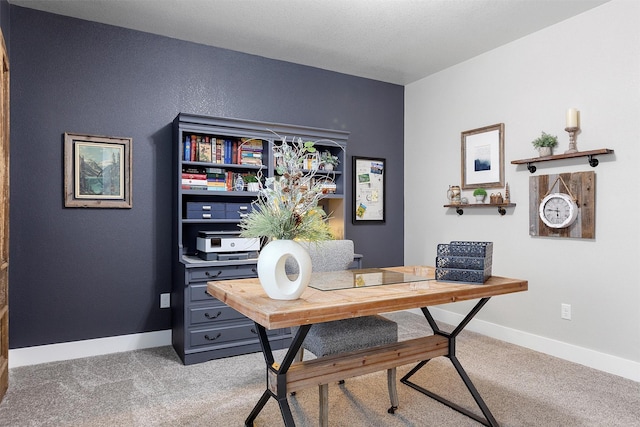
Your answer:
352;156;385;223
461;123;504;190
64;132;132;208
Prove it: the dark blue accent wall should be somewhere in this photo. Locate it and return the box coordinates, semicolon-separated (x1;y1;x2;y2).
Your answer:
0;0;8;56
8;5;404;348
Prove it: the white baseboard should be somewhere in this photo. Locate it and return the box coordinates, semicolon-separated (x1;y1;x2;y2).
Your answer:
410;308;640;382
9;314;640;383
8;330;171;369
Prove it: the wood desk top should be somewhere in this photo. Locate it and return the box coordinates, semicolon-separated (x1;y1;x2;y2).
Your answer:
207;266;528;330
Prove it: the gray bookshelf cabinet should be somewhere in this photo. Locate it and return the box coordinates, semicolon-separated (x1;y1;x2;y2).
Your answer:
171;113;348;365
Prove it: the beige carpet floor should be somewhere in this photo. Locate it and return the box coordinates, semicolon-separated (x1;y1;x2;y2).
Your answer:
0;311;638;426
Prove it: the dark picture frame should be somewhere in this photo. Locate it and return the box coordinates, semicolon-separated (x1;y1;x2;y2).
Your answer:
64;132;132;208
352;156;385;223
461;123;504;190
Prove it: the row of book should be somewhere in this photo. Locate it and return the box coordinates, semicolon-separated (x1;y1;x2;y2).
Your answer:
183;135;264;166
182;166;258;192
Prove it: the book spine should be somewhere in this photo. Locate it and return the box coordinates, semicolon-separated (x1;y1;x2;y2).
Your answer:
198;136;212;163
232;140;238;164
211;139;216;163
181;178;208;186
182;173;207;180
225;140;231;164
183;135;191;161
181;184;208;191
225;171;232;191
182;166;206;174
240;158;262;166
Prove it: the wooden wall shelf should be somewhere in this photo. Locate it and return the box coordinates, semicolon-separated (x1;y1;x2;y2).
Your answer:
444;203;516;216
511;148;613;173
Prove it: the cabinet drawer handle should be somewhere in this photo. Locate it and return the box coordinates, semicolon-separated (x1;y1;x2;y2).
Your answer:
205;271;222;278
204;333;222;341
204;311;222;319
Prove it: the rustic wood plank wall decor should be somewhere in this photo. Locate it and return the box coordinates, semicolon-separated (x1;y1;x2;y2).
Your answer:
529;171;596;239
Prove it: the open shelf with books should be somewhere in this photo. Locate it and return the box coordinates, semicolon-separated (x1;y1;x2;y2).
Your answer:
171;113;349;365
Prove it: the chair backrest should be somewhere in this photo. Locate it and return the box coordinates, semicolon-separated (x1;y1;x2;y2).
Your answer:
286;240;355;273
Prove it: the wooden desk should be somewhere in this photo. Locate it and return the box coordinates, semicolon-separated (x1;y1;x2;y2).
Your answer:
208;266;527;427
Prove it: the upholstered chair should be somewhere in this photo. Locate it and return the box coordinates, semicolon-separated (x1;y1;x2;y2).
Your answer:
287;240;399;427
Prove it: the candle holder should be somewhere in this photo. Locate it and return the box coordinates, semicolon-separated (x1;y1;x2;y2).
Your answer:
564;126;579;154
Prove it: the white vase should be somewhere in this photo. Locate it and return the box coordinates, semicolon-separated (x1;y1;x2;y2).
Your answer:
257;240;312;300
247;182;260;192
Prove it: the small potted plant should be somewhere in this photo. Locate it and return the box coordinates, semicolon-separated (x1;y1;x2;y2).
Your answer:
473;188;487;203
244;174;260;192
531;131;558;157
319;150;340;171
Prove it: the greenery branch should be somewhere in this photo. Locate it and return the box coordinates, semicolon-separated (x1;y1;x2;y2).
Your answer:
239;134;343;242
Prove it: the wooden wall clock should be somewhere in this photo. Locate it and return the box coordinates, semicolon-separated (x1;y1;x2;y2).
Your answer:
529;171;595;239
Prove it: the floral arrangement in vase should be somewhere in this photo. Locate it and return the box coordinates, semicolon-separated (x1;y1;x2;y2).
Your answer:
239;137;335;242
239;136;338;300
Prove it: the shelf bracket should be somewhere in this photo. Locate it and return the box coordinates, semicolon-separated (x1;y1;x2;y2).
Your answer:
446;203;514;216
513;148;613;173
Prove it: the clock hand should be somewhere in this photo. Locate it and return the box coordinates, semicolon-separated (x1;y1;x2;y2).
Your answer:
546;207;560;217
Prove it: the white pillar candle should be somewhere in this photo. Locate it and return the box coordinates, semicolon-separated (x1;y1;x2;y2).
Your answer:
566;108;579;128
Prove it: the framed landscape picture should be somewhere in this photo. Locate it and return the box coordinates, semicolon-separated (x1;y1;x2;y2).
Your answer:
461;123;504;190
64;133;132;208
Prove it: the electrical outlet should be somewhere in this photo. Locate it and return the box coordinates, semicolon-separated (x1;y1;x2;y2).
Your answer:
561;303;571;320
160;293;170;309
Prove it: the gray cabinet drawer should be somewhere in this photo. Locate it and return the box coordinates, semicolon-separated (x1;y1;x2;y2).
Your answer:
189;323;278;348
189;284;217;303
188;265;257;283
190;305;244;325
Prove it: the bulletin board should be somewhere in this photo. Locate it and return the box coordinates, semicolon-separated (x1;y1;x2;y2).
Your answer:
353;156;385;223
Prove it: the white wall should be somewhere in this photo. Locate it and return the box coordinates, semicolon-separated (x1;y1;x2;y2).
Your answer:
404;0;639;380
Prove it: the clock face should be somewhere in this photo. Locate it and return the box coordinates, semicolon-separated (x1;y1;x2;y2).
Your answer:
539;193;578;229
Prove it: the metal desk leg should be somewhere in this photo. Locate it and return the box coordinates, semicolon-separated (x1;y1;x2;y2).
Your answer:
245;323;311;427
401;298;500;427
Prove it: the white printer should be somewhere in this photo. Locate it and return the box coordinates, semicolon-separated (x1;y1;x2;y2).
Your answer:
196;231;260;261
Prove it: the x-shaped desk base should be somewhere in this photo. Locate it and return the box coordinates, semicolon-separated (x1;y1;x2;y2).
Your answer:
401;298;499;427
245;297;499;426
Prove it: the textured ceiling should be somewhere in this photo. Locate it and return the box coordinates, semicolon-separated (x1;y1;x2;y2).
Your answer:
9;0;610;85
